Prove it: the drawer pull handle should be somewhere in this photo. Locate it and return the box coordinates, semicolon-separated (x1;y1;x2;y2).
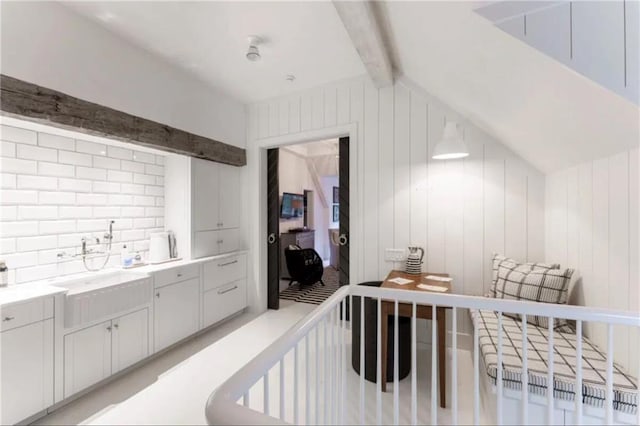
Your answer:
3;316;15;322
218;260;238;267
217;240;224;244
156;292;160;298
113;324;119;329
217;285;238;295
106;326;112;332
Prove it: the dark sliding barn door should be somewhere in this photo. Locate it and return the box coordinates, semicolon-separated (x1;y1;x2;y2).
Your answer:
267;148;280;310
338;137;350;286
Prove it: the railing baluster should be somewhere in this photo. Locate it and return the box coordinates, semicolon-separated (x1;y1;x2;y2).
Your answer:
473;317;480;426
264;372;270;416
341;300;347;425
411;301;417;426
305;334;310;426
521;314;528;425
497;312;503;426
547;318;554;425
315;325;320;425
431;304;437;426
329;309;334;424
606;324;614;425
360;295;365;425
333;305;339;425
377;297;382;426
294;344;299;424
279;359;285;420
394;300;399;425
324;316;329;424
575;320;583;424
452;307;458;426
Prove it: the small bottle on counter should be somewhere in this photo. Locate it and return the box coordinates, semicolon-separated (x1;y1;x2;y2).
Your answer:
0;260;8;287
121;245;133;268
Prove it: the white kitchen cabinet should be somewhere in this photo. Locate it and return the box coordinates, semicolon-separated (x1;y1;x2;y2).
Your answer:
218;163;240;229
1;317;53;425
194;157;220;232
202;254;248;329
154;277;200;352
63;320;112;398
112;308;149;374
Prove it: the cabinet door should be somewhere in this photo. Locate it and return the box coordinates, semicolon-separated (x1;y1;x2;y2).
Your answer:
217;228;240;254
154;278;200;352
0;319;53;425
112;309;149;374
193;158;220;232
218;163;240;229
64;320;112;398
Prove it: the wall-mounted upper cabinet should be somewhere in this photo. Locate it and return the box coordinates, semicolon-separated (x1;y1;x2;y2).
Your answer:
477;1;639;105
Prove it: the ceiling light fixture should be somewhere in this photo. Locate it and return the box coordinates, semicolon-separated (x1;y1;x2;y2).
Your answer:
285;74;296;83
432;121;469;160
246;35;262;62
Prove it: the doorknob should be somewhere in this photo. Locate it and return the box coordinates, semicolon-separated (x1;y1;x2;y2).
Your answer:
267;233;277;244
338;233;348;246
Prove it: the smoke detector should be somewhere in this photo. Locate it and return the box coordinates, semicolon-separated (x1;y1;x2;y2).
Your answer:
246;35;262;62
285;74;296;83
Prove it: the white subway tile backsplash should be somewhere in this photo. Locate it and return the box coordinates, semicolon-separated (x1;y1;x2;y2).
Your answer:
107;146;133;160
132;151;155;164
1;157;37;174
1;206;16;220
107;170;132;183
0;238;16;254
57;233;83;249
39;220;76;235
121;160;145;173
75;140;106;156
155;155;165;165
4;251;38;269
121;183;145;194
17;144;57;162
134;195;155;206
1;173;16;189
77;193;108;205
17;235;57;252
58;178;92;192
121;206;145;217
76;166;107;181
145;207;164;217
59;206;92;219
92;181;121;194
112;218;133;230
145;164;164;176
1;141;16;157
144;228;164;238
17;175;58;190
108;194;133;205
121;229;145;241
92;155;120;170
58;150;92;166
39;133;74;150
156;218;164;227
39;191;76;205
38;162;74;177
133;173;155;185
133;217;156;228
0;221;39;237
2;190;38;204
16;264;58;284
38;249;63;265
133;240;150;252
77;219;109;232
155;176;164;186
18;206;58;220
156;197;164;206
145;185;164;196
93;206;121;218
1;125;37;145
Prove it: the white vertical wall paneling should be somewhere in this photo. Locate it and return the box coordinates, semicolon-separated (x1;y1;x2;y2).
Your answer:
566;167;580;269
545;170;568;267
409;93;428;256
300;93;313;132
591;158;610;347
268;101;279;138
463;127;485;297
527;170;545;262
258;104;269;140
362;81;380;281
378;86;395;274
323;87;337;129
394;85;411;251
608;152;629;370
349;80;365;281
628;147;639;378
576;162;594;329
505;158;528;263
336;82;351;126
427;105;446;273
311;89;324;130
278;99;289;136
289;97;301;134
483;141;505;294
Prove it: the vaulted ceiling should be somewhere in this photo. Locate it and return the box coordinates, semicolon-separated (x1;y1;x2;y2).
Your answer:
41;2;640;172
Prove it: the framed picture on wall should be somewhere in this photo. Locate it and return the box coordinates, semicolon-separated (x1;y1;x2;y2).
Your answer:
333;204;339;222
333;186;339;204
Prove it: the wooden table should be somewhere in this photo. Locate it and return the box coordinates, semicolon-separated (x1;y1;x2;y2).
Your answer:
380;270;451;408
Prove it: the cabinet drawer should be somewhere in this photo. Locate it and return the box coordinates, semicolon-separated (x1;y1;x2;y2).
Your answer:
203;254;247;292
202;279;246;329
153;264;200;289
1;297;54;332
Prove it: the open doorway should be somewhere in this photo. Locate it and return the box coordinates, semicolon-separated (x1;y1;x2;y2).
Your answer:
267;137;349;309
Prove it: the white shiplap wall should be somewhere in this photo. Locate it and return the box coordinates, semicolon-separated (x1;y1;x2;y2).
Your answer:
248;76;546;339
546;147;639;376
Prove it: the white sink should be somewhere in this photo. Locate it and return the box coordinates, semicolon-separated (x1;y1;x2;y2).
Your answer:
59;271;152;328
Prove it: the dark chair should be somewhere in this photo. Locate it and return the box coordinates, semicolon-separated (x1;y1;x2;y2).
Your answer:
284;245;325;288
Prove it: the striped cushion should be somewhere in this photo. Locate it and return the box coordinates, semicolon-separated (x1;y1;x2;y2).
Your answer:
490;254;559;298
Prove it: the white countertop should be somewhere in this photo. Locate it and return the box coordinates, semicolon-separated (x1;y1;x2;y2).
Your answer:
0;250;249;307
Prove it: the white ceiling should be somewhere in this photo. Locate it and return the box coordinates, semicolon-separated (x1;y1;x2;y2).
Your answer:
62;1;365;103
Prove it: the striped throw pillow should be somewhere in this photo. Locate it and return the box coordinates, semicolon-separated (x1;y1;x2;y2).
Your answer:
494;265;574;330
490;253;560;298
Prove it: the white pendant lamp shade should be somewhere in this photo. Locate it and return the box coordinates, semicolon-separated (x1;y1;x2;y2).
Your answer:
432;122;469;160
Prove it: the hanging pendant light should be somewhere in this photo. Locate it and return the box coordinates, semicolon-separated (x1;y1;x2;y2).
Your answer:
432;122;469;160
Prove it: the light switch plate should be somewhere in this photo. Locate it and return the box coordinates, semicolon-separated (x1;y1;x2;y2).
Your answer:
385;248;406;262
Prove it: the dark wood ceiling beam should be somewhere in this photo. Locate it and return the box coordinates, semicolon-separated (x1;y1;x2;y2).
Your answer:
0;74;246;167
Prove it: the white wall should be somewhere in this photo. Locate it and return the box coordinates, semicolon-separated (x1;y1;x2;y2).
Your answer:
0;1;246;149
545;147;639;377
0;118;166;284
246;76;546;341
321;175;339;231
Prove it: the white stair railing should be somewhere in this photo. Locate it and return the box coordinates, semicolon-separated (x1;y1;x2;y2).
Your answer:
205;285;640;426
